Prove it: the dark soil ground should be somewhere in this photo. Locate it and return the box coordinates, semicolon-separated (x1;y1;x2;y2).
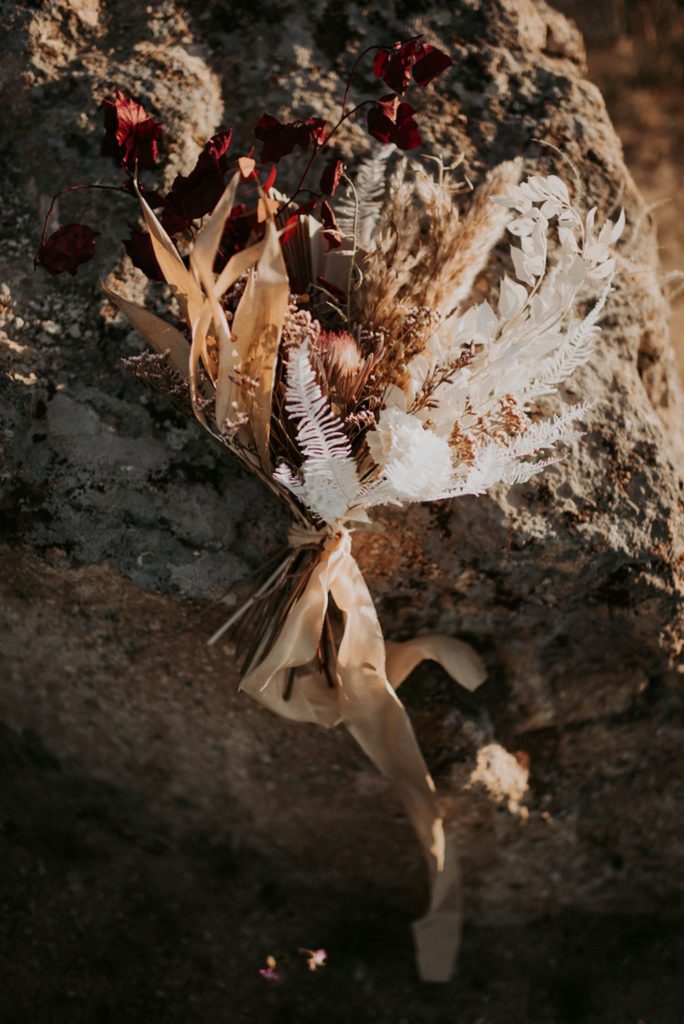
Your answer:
1;723;681;1024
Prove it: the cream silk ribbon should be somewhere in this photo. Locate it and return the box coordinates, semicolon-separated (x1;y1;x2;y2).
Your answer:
239;528;486;982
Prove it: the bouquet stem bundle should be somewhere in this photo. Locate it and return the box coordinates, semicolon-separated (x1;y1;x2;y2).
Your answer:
99;169;488;979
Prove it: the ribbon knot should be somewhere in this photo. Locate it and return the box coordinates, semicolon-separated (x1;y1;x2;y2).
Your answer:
287;521;333;549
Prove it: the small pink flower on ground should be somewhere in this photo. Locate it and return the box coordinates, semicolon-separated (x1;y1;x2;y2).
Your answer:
258;955;283;983
298;947;328;972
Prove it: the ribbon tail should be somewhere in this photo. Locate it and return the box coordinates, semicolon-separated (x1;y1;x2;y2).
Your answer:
330;551;463;982
347;694;461;982
385;634;486;978
386;634;487;693
411;833;463;983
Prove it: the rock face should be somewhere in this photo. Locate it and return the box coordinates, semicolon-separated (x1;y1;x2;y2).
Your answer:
1;0;682;934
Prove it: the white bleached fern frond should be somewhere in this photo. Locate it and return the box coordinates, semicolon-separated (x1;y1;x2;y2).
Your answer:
457;444;536;495
277;342;362;524
507;403;589;458
498;456;558;486
438;402;589;499
335;144;394;251
526;283;611;397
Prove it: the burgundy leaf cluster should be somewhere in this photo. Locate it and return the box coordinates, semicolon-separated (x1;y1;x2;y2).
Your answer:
36;35;454;282
365;36;452;152
126;125;267;275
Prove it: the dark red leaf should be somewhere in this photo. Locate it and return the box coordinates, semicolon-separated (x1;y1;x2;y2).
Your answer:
320;200;342;249
366;95;398;144
254;113;280;138
172;130;235;223
393;102;422;150
160;129;234;232
218;203;258;267
319;158;344;197
124;227;164;281
200;129;233;173
102;90;162;172
263;164;278;193
373;38;452;94
366;96;422;150
305;117;328;146
366;106;392;145
411;45;453;88
254;114;310;163
35;223;99;276
372;39;421;95
163;163;225;230
159;204;193;237
373;49;390;80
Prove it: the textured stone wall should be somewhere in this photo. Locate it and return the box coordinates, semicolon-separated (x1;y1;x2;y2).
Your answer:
1;0;682;926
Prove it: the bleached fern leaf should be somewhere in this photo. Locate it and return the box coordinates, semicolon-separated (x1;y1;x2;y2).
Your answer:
280;342;362;523
500;456;558;486
430;402;588;501
509;403;589;457
529;283;612;396
449;445;517;497
335;145;395;251
273;461;304;498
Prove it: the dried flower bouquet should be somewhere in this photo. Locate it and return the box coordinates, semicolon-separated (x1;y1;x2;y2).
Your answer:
36;36;623;982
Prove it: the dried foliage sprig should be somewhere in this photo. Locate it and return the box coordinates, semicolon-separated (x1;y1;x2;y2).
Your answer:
37;35;623;984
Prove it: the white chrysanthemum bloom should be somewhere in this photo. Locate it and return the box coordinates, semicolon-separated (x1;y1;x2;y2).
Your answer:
366;409;454;500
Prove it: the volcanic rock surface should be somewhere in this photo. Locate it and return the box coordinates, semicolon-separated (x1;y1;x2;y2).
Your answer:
1;0;682;999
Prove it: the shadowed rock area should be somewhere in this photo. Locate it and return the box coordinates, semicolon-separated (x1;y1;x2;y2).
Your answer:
1;723;681;1024
0;0;682;1019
